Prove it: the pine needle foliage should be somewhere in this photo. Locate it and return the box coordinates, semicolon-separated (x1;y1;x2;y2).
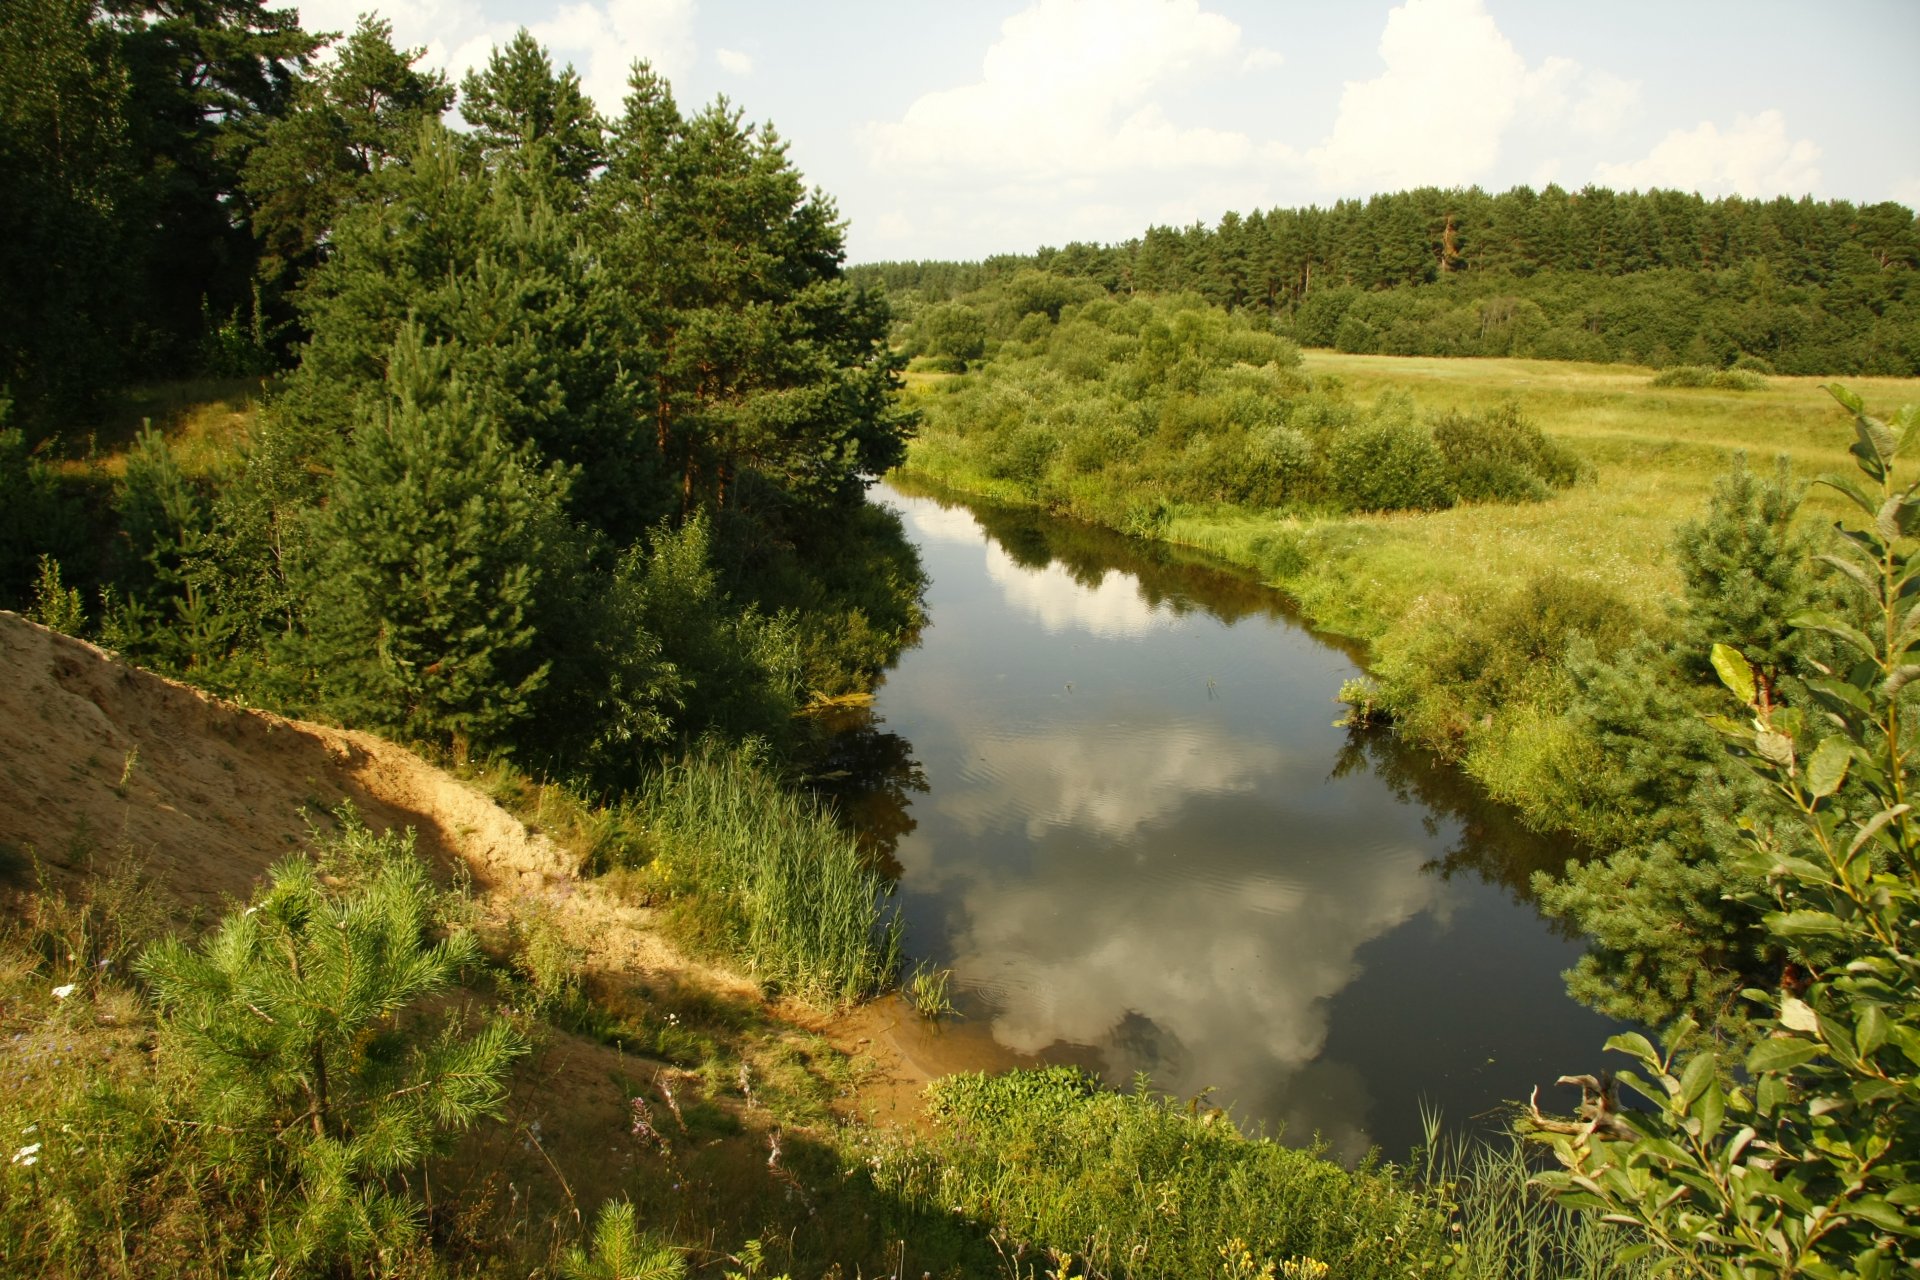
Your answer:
1532;388;1920;1278
136;823;528;1274
303;323;571;756
560;1201;687;1280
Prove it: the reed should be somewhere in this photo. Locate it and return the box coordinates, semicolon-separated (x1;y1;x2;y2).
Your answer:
637;743;902;1006
1415;1110;1652;1280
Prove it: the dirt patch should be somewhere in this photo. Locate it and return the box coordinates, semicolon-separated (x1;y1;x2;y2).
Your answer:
0;612;738;994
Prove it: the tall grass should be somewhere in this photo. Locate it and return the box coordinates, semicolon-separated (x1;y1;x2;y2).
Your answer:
1417;1112;1652;1280
876;1067;1445;1280
637;743;902;1006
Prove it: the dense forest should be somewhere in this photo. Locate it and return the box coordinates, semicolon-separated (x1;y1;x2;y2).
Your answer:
1;2;922;788
854;186;1920;374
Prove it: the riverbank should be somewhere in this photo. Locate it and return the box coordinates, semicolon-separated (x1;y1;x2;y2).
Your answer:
900;351;1920;837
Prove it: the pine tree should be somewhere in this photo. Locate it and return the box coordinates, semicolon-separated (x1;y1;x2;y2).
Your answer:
137;821;528;1273
303;323;571;758
460;29;603;188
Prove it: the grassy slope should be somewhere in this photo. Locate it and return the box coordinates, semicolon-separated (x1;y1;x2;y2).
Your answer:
902;353;1920;822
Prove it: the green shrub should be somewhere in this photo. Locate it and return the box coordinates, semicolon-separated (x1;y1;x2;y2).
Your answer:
1432;404;1584;504
137;828;529;1274
1650;364;1767;390
1327;419;1456;512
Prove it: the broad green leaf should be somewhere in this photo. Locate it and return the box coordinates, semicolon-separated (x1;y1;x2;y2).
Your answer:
1695;1080;1725;1140
1826;382;1866;416
1711;644;1756;706
1816;549;1881;597
1767;910;1848;938
1605;1031;1661;1066
1804;674;1871;715
1877;495;1908;541
1778;996;1820;1033
1849;1197;1909;1232
1748;1037;1822;1074
1847;804;1911;859
1855;1004;1889;1057
1815;473;1879;517
1755;731;1795;769
1678;1051;1717;1108
1788;614;1880;662
1804;736;1852;799
1885;664;1920;698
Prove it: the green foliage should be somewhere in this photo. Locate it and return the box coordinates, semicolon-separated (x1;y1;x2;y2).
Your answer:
561;1200;687;1280
633;742;902;1006
27;553;85;633
1328;417;1457;512
302;325;571;757
461;29;604;187
869;187;1920;376
881;1068;1443;1280
908;289;1595;524
1432;403;1584;503
1652;365;1770;390
243;14;454;324
1532;388;1920;1278
1417;1122;1653;1280
1536;455;1819;1032
137;821;529;1274
1672;455;1818;681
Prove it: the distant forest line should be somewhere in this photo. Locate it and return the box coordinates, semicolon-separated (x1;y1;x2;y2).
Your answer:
852;186;1920;375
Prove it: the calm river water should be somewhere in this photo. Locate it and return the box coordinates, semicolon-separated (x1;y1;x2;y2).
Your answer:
829;478;1622;1161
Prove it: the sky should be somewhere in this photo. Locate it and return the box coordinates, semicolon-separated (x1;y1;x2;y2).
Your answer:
285;0;1920;263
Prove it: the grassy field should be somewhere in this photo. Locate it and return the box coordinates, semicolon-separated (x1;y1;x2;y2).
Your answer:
1170;354;1916;634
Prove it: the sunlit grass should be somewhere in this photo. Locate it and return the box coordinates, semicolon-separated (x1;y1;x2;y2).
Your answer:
39;376;269;482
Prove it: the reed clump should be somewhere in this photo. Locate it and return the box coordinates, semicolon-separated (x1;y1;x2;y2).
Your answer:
632;742;902;1007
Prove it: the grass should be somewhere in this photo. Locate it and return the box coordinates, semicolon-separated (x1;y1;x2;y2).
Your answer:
629;742;904;1008
877;1066;1445;1280
40;376;269;483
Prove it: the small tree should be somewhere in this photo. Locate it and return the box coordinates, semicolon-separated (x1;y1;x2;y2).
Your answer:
138;823;528;1273
561;1201;686;1280
304;323;571;756
1532;387;1920;1278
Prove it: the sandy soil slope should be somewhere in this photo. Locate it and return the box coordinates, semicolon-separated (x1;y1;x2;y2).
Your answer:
0;610;949;1155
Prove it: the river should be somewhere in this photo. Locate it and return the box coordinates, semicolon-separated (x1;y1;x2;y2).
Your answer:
827;477;1623;1162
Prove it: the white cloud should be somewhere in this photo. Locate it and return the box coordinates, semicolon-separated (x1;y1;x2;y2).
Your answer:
715;46;753;75
534;0;696;120
1518;58;1639;141
1891;177;1920;212
1595;109;1821;196
1567;69;1640;139
1242;46;1285;72
1305;0;1527;193
864;0;1251;182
